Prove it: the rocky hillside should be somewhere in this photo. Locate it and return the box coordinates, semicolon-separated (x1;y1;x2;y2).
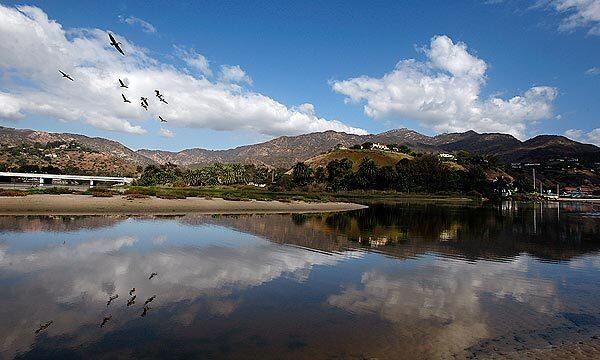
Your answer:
139;129;600;168
1;125;598;173
0;126;155;167
138;130;368;168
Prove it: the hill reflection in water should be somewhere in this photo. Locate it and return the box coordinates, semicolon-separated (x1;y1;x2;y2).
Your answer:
0;202;599;359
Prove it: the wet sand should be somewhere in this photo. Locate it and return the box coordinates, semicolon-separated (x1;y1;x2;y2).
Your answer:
0;194;367;215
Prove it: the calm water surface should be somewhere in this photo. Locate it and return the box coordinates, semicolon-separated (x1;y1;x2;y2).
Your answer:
1;202;599;359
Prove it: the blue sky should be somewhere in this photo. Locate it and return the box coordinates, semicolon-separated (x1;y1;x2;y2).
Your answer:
0;0;598;150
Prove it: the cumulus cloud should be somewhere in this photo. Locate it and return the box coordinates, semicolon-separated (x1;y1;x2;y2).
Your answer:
0;92;25;120
158;127;174;138
119;15;156;34
328;256;559;357
0;5;366;137
564;128;600;145
219;65;252;84
331;35;557;138
0;226;351;357
542;0;600;35
175;46;212;76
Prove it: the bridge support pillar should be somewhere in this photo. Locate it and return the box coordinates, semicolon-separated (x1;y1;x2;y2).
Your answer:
39;178;52;186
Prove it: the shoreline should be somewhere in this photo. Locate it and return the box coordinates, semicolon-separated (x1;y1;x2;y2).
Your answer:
0;194;367;215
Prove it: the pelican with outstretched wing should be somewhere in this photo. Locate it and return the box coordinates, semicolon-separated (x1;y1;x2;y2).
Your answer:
108;33;125;55
59;70;74;81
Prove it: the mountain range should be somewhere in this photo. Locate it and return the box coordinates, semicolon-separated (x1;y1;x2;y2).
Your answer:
1;126;598;171
137;128;600;167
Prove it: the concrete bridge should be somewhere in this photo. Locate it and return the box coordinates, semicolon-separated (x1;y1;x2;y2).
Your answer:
0;171;134;186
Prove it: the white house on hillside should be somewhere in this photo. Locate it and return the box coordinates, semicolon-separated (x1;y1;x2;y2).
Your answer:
371;143;389;151
438;153;455;160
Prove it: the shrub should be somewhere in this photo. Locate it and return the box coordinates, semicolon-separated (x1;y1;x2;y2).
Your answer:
0;189;27;197
28;187;74;195
124;193;150;200
89;188;118;197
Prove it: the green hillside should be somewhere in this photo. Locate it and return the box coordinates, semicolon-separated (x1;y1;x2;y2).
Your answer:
304;149;412;170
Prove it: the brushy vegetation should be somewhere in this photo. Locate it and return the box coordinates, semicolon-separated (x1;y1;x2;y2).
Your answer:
27;187;76;195
115;151;514;202
82;188;120;197
0;189;27;197
0;147;518;202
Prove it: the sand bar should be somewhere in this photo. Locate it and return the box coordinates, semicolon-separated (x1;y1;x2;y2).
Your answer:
0;194;367;215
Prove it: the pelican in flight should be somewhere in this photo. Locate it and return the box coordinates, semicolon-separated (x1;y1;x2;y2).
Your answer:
144;295;156;306
108;33;125;55
107;294;119;307
59;70;74;81
129;288;136;296
149;272;158;280
141;306;151;317
158;116;167;123
100;315;112;328
35;321;53;334
155;90;168;104
118;79;128;88
122;94;131;103
127;295;136;307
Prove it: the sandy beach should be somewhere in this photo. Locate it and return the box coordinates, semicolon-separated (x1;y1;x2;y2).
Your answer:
0;194;367;215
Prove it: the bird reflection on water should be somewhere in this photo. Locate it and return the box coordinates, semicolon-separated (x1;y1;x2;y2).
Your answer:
1;202;599;358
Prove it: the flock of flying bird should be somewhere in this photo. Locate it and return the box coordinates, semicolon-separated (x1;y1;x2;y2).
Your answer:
35;33;167;336
35;271;159;334
59;33;169;124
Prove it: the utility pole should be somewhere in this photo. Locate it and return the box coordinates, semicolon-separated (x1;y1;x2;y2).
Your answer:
532;168;536;192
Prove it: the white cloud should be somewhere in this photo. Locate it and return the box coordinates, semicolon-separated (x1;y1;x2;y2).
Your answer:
175;46;212;76
328;256;559;357
296;103;315;115
219;64;252;84
585;66;600;75
331;35;557;138
0;92;25;120
564;128;600;145
0;229;351;357
120;15;156;34
544;0;600;35
0;5;366;137
158;127;174;138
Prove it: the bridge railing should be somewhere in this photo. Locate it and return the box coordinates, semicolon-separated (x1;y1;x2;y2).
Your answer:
0;172;134;184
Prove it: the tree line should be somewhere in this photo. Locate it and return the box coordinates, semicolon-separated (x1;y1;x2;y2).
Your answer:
135;163;275;187
291;154;507;197
135;152;513;199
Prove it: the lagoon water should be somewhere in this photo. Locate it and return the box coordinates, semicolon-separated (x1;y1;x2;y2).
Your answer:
1;202;599;359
